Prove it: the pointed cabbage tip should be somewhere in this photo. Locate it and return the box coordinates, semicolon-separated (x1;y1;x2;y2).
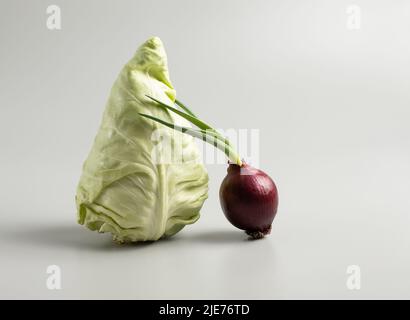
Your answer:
133;36;166;62
143;36;164;49
130;36;174;92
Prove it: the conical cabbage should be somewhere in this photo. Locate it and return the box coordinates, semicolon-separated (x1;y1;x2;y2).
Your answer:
76;37;208;242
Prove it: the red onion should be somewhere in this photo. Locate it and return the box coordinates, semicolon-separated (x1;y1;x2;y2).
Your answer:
219;162;279;239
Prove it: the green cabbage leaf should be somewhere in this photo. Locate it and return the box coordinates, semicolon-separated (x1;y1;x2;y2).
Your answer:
76;37;208;242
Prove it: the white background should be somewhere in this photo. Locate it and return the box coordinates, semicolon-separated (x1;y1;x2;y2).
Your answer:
1;0;409;299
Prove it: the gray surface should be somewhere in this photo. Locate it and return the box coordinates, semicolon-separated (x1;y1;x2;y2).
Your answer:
1;0;410;299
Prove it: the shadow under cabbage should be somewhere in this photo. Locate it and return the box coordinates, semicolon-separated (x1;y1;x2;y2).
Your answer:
1;223;160;251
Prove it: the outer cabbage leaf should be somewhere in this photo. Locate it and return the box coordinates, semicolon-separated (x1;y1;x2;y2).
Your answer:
76;37;208;242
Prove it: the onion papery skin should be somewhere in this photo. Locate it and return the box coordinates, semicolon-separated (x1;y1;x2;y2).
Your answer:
219;163;278;239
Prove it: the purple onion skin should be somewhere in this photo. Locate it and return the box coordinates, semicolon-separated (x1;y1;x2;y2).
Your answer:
219;163;279;239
